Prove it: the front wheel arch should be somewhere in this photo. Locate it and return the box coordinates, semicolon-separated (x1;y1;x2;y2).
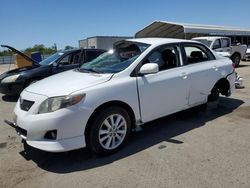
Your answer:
86;104;132;154
84;101;136;147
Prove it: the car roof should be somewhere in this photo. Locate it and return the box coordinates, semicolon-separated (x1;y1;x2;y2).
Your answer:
125;37;198;46
61;48;105;53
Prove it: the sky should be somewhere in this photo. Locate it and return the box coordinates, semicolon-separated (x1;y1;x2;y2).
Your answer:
1;0;250;50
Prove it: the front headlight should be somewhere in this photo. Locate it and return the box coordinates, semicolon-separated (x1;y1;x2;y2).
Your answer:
38;94;85;114
1;74;20;83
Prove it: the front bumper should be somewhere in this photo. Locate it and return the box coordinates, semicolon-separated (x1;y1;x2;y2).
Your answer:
13;90;94;152
0;81;24;95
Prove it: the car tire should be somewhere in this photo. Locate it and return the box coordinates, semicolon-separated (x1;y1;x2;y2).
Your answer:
231;53;241;67
87;106;131;155
208;86;220;102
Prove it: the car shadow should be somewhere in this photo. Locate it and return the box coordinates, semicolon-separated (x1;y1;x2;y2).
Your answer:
1;95;19;102
19;97;244;174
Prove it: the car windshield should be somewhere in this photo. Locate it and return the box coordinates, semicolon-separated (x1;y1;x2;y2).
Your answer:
39;52;64;66
79;41;150;74
193;39;212;47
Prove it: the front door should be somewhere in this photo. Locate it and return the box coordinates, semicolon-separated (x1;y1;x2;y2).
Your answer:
54;51;81;73
137;45;189;123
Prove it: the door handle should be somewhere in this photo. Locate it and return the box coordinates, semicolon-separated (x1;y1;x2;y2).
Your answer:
180;72;188;79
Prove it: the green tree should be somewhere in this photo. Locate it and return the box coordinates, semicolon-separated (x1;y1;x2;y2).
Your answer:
24;44;57;55
64;45;75;50
0;49;14;56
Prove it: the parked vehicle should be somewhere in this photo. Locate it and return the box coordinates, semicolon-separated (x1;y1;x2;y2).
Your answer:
192;37;247;67
0;45;105;95
242;45;250;61
7;38;235;154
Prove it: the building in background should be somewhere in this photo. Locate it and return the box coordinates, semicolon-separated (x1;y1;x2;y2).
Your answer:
79;36;132;50
135;21;250;45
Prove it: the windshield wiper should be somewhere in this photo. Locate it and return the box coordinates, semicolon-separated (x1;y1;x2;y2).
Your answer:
79;68;102;74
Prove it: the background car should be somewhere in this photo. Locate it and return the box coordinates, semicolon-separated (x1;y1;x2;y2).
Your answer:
192;36;247;67
242;45;250;61
0;47;106;95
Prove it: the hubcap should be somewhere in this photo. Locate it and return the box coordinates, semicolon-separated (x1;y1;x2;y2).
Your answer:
98;114;127;150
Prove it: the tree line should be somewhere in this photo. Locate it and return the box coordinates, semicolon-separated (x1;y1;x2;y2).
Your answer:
0;44;75;56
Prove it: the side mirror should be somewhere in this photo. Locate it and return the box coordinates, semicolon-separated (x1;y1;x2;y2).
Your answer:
139;63;159;75
52;62;58;67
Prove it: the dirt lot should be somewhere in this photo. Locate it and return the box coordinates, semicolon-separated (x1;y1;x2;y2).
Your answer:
0;62;250;188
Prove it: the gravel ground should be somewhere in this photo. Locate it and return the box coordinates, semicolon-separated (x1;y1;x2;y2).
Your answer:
0;62;250;188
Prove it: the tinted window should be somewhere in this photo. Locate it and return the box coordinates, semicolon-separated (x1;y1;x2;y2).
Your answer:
39;52;64;66
86;50;104;62
183;45;210;64
59;51;81;65
59;54;70;65
221;38;230;48
212;39;221;50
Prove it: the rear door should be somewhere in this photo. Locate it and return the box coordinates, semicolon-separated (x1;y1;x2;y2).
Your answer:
181;43;218;106
137;44;189;123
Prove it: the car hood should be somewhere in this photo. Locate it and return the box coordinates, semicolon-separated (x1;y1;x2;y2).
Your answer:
0;65;40;79
25;69;113;97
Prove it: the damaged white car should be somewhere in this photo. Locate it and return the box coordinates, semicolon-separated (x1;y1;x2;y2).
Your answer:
8;38;235;154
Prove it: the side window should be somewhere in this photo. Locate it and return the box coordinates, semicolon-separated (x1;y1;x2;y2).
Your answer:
221;38;230;48
71;52;81;64
86;51;103;62
144;46;178;71
59;54;71;65
183;45;210;64
59;52;81;65
212;39;221;50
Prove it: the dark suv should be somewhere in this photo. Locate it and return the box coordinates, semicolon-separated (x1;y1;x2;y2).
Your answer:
0;46;105;95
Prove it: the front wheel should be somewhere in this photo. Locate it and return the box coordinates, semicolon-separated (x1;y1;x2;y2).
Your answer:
87;106;131;155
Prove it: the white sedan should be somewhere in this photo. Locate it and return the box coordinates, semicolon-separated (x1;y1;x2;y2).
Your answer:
12;38;235;154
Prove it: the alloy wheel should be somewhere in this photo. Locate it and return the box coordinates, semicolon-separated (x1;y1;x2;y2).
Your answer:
98;114;127;150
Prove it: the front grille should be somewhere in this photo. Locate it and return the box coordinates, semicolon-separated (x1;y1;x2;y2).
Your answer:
16;126;27;137
20;99;34;111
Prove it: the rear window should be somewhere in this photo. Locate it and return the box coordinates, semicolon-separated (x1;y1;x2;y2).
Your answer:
183;44;215;65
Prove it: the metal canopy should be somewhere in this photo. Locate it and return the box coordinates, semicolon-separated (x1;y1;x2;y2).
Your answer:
135;21;250;38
